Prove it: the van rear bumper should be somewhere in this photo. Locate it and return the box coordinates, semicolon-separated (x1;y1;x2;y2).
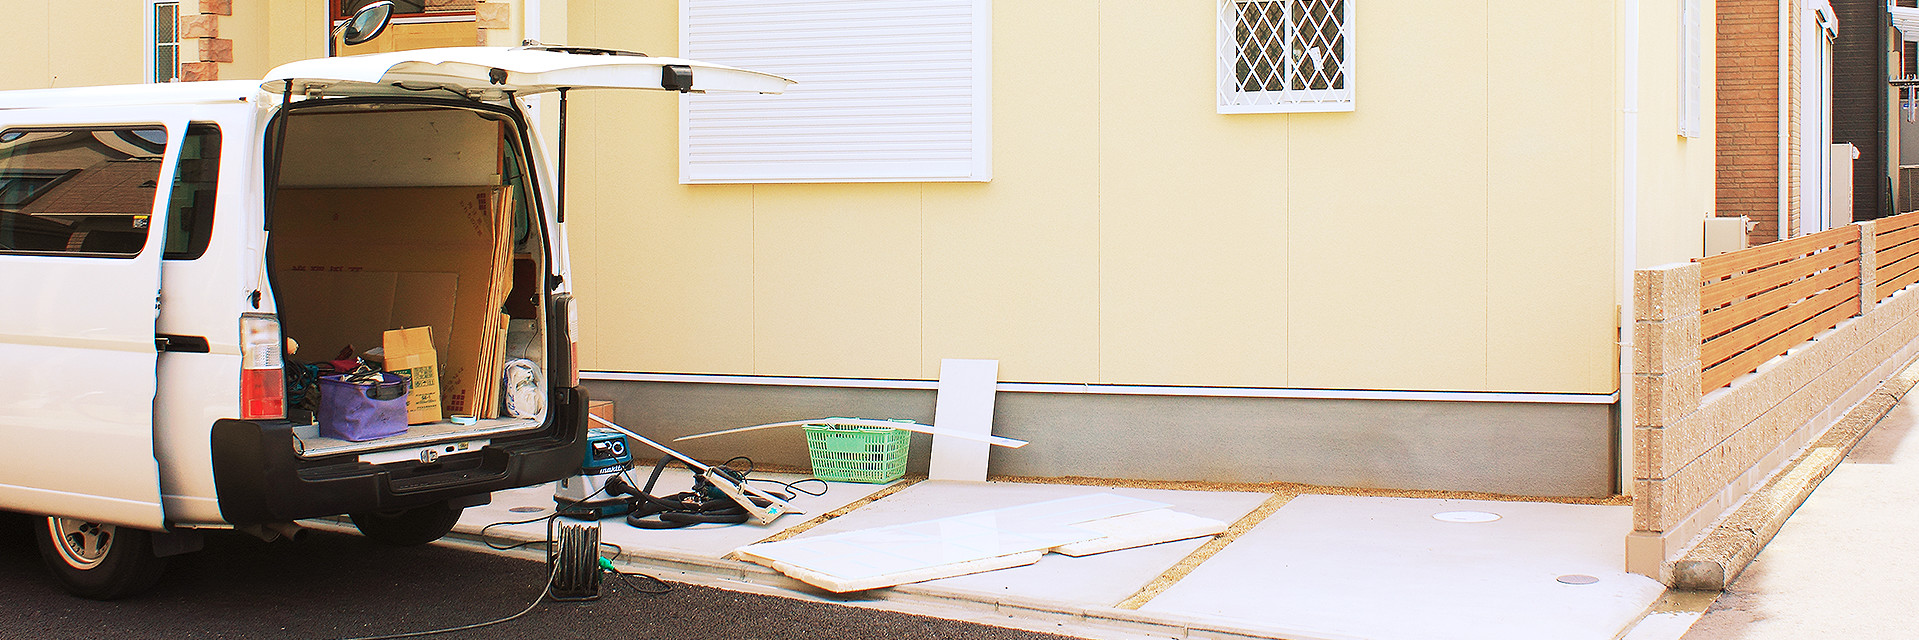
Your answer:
209;387;589;525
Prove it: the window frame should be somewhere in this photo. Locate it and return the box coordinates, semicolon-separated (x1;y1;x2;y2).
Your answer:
146;0;181;84
1217;0;1356;114
0;126;173;259
162;124;221;261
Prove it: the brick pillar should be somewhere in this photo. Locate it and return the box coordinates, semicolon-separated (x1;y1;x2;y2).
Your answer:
177;0;232;81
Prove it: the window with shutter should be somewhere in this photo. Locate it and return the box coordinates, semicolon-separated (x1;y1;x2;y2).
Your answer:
1217;0;1353;114
1679;0;1702;138
680;0;991;183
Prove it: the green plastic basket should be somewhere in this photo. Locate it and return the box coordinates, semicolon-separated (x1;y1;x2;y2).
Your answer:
803;419;908;484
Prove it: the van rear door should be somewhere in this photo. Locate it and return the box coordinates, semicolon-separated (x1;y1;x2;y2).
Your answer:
0;109;186;530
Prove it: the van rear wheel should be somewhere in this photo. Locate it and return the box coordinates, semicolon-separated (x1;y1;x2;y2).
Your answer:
34;516;169;600
349;502;465;546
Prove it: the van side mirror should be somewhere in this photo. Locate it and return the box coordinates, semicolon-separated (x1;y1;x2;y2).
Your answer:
331;1;395;55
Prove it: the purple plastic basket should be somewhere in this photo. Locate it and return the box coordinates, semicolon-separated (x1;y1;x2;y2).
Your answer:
317;372;410;442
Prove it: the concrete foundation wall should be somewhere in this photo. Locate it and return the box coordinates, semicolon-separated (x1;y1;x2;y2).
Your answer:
582;378;1617;498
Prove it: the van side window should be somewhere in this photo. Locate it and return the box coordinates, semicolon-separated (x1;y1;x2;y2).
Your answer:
163;125;219;260
0;127;167;256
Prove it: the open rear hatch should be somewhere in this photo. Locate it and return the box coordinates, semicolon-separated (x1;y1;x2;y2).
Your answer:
260;47;789;461
268;101;548;460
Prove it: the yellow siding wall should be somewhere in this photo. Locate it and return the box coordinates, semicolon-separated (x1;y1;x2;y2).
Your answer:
564;0;1659;394
0;1;145;89
1636;0;1718;270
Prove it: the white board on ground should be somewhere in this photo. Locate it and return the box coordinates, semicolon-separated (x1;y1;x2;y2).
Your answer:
733;493;1169;592
929;358;998;481
1053;508;1229;557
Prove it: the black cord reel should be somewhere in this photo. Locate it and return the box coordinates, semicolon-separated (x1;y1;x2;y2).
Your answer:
548;522;602;601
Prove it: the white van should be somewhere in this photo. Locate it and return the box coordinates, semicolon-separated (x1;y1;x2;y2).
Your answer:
0;46;788;599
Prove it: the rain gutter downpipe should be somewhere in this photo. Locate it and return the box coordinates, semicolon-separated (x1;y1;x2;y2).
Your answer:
1620;0;1641;497
1780;0;1791;240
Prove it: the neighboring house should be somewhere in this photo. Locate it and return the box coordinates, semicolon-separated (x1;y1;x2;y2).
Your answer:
1888;1;1919;214
1834;0;1896;221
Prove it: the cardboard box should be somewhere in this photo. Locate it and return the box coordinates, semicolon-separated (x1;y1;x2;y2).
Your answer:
383;326;443;425
273;270;457;360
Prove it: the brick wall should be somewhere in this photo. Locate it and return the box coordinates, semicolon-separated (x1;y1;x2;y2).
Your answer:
1718;0;1783;245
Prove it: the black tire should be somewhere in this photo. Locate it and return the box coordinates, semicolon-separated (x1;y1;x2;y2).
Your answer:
34;516;169;600
349;502;465;546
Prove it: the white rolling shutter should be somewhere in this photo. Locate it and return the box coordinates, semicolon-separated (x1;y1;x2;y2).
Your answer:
1678;0;1701;138
681;0;991;183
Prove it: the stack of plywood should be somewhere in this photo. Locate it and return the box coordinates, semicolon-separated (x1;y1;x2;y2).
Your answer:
273;185;517;422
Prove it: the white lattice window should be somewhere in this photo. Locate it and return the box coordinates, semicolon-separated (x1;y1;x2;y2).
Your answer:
148;1;180;83
1217;0;1354;114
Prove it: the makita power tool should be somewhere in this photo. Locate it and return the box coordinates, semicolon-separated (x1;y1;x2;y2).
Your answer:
554;427;633;520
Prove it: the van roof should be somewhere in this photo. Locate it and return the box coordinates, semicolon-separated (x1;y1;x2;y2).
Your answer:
0;80;260;110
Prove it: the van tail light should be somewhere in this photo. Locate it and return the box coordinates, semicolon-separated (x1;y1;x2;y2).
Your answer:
240;313;286;420
555;294;580;387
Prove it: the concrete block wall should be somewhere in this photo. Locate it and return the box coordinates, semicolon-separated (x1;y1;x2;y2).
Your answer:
1628;221;1919;581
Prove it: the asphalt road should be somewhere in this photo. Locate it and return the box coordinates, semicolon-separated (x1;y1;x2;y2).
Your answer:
0;512;1076;640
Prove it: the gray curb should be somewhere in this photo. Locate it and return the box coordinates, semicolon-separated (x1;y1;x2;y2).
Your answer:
1666;357;1919;591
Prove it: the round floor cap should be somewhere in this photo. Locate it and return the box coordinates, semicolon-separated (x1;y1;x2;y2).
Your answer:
1556;574;1600;585
1432;510;1501;523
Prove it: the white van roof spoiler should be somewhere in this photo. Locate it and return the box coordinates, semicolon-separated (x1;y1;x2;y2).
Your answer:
261;46;793;98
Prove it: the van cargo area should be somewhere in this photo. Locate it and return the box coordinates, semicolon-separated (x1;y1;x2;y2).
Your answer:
267;101;549;459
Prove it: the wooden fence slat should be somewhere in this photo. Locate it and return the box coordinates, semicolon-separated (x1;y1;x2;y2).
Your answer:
1702;282;1858;368
1701;263;1859;338
1878;257;1919;294
1877;257;1919;300
1875;220;1919;249
1700;244;1857;311
1874;239;1919;283
1700;226;1857;281
1876;230;1919;266
1875;210;1919;237
1702;292;1861;391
